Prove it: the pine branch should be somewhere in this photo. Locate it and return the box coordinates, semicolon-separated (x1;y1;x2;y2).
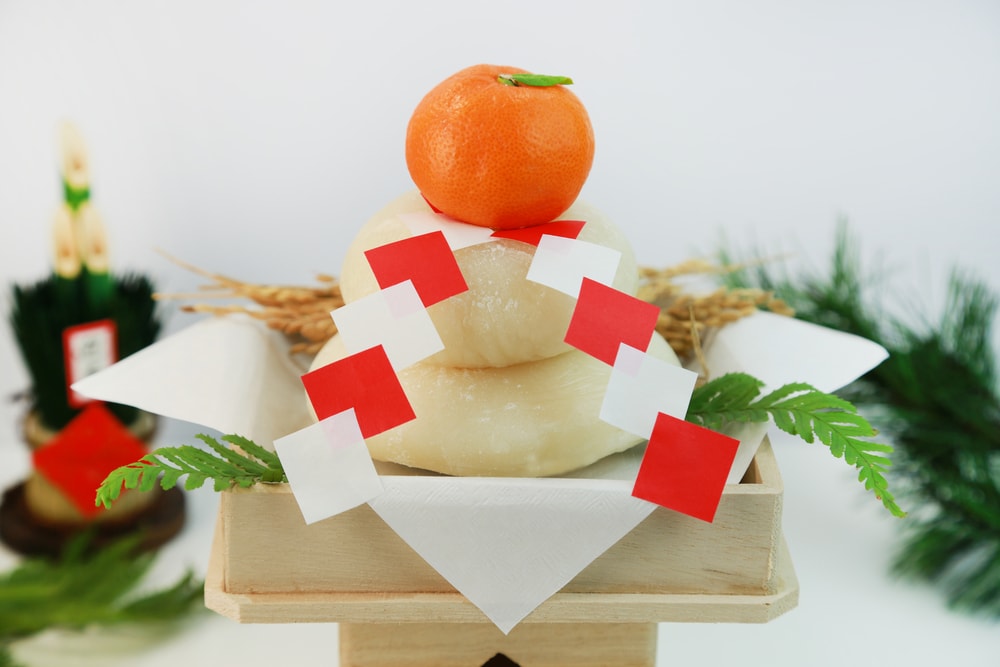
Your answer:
687;373;904;517
95;434;286;509
722;222;1000;616
0;646;21;667
0;534;202;646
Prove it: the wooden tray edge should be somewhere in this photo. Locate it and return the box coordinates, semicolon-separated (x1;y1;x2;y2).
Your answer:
204;513;798;625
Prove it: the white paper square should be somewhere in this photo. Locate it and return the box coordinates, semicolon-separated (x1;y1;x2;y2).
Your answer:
399;211;496;250
331;280;444;370
525;235;621;297
274;409;383;525
600;344;699;438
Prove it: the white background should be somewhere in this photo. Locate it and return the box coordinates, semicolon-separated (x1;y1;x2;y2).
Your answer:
1;1;999;665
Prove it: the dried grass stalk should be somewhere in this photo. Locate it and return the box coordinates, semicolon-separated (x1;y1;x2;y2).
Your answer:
158;254;791;361
155;253;344;356
640;259;794;362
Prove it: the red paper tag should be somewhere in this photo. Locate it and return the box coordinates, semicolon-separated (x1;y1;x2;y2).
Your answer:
301;345;416;439
632;412;740;523
491;220;586;247
420;192;444;214
364;231;468;307
564;278;660;366
32;403;149;518
62;319;118;408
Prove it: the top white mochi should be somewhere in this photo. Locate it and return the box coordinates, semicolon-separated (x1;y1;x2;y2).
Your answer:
339;190;640;369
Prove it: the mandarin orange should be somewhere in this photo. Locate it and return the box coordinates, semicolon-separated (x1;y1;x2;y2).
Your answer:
405;64;595;230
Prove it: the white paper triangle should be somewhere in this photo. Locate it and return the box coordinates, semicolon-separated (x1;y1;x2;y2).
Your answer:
368;476;655;633
71;317;312;447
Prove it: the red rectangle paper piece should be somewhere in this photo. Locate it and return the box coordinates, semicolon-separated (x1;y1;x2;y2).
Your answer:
62;319;118;408
564;278;660;366
491;220;586;247
32;403;148;517
363;231;468;307
301;345;416;439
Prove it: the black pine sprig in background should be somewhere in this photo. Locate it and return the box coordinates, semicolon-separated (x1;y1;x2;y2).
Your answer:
723;224;1000;616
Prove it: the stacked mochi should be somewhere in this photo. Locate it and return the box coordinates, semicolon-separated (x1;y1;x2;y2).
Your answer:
308;65;683;477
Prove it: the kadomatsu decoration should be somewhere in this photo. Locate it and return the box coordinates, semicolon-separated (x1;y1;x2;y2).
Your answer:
0;122;182;556
722;224;1000;617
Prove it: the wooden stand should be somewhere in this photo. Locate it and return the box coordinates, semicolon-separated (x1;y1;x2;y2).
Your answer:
205;440;798;666
339;622;658;667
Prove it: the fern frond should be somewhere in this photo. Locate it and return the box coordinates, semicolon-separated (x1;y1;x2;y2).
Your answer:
687;373;905;517
95;434;286;508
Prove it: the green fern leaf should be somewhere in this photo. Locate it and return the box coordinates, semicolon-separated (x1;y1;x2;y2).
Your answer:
95;436;287;509
687;373;905;517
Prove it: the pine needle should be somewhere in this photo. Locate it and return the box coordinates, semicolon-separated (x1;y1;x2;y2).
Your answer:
0;534;202;653
723;222;1000;616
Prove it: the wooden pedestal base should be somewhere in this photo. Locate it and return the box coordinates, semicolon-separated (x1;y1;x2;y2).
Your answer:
204;441;798;665
339;622;657;667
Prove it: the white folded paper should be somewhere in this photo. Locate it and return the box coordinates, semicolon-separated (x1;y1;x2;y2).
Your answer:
688;310;890;483
72;317;312;447
697;310;888;394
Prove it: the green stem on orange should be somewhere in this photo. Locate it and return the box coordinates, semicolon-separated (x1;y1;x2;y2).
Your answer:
498;73;574;87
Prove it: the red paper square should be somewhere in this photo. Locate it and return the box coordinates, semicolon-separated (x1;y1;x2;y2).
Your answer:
301;345;416;439
632;412;740;523
420;192;443;214
491;220;586;247
32;403;149;518
564;277;661;366
364;231;468;307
